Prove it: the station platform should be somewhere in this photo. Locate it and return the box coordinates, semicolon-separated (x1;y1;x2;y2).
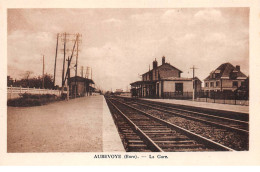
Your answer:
7;95;125;152
102;96;125;152
141;98;249;114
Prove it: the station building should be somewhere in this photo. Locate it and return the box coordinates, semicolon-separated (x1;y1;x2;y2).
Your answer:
69;76;95;96
130;56;201;98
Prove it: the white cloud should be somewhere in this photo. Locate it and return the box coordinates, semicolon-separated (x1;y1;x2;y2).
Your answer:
161;9;177;23
7;9;249;91
182;33;196;41
130;12;153;21
204;32;227;43
8;30;56;79
103;18;122;24
193;9;225;23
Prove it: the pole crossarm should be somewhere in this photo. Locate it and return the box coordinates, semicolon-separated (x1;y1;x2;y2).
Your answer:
62;34;79;86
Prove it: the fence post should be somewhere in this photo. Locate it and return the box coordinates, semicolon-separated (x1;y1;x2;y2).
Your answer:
214;91;216;103
235;91;237;105
10;85;12;99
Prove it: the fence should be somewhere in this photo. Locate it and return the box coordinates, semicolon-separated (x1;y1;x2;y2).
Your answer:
163;92;193;99
7;86;67;100
195;90;249;106
162;90;249;106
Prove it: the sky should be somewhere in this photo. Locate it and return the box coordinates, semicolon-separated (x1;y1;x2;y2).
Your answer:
7;8;249;91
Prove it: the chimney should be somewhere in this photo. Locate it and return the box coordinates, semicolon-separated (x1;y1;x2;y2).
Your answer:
153;58;158;69
162;56;165;64
236;65;240;71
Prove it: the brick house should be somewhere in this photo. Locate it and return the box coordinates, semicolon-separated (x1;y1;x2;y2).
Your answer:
130;56;201;98
204;62;248;94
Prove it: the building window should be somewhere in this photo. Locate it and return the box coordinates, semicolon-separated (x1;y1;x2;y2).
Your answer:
216;81;219;87
210;82;214;87
205;82;208;87
175;83;183;93
233;81;238;87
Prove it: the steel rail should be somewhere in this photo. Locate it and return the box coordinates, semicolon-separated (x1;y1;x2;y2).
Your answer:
136;99;248;125
112;98;235;151
107;98;164;152
130;101;249;135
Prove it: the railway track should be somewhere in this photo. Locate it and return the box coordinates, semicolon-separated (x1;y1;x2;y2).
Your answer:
107;96;249;151
120;97;249;134
105;97;235;152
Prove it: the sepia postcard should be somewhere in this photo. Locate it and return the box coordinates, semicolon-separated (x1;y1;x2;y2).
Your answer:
0;0;260;166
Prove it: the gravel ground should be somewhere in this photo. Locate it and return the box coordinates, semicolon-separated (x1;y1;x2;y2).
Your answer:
7;96;103;152
130;103;248;151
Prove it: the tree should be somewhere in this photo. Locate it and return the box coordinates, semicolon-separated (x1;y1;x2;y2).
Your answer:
11;73;54;89
20;71;33;87
43;74;54;89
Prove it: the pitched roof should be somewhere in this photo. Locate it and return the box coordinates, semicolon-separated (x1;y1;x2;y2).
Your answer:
162;76;202;82
204;62;247;81
130;80;156;86
70;76;95;84
142;62;183;76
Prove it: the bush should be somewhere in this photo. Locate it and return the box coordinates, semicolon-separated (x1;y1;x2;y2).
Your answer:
8;93;60;107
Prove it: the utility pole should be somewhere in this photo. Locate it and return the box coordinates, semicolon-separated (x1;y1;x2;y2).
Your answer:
84;67;87;78
42;55;45;89
85;67;89;79
75;33;79;98
66;56;70;100
62;32;66;92
81;66;84;77
190;65;198;101
91;67;92;80
61;33;80;87
58;32;82;97
53;33;59;89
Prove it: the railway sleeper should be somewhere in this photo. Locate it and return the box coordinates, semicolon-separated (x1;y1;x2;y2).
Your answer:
152;136;189;141
155;140;196;144
128;144;149;149
141;130;173;133
164;148;214;152
158;143;205;149
128;140;146;144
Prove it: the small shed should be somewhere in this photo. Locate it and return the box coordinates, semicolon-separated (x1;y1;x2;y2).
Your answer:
69;76;94;97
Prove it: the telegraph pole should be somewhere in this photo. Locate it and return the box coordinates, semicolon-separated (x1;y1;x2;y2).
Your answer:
42;55;45;89
53;33;59;89
91;67;92;80
57;32;82;97
86;67;90;79
190;65;198;101
62;32;67;92
66;56;70;100
85;67;87;78
81;66;84;77
75;33;79;98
